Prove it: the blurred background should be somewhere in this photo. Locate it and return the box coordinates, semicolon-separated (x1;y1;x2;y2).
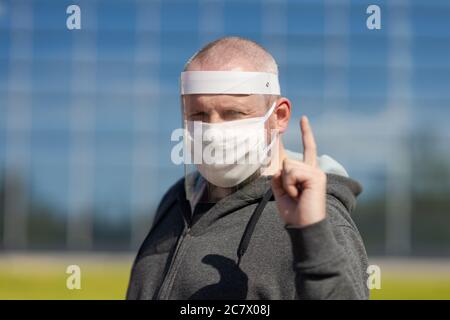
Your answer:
0;0;449;299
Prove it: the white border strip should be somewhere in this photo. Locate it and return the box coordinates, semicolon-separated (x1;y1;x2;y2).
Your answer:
180;71;280;95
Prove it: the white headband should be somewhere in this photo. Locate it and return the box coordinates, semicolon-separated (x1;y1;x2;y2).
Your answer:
180;71;280;95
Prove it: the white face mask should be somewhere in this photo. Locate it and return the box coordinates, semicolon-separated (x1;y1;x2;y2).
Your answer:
185;102;278;188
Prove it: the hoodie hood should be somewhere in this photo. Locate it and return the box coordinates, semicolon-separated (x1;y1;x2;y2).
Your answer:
285;149;349;177
186;149;359;213
184;151;362;237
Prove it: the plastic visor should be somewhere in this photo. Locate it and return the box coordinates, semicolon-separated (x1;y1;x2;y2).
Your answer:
179;71;280;207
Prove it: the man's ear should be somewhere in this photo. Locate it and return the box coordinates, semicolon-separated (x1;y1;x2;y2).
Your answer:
273;97;291;134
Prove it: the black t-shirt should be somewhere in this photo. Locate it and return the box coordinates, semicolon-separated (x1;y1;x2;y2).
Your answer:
191;202;215;226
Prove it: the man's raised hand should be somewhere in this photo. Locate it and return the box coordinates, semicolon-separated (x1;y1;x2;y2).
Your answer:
271;116;327;227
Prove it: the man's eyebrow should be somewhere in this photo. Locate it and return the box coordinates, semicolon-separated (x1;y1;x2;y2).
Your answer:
185;102;208;111
186;99;256;112
219;101;253;111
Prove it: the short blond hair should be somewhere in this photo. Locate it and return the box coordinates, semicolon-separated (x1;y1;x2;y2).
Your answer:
184;36;278;75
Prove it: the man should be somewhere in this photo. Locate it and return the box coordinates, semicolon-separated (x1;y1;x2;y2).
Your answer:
127;36;369;300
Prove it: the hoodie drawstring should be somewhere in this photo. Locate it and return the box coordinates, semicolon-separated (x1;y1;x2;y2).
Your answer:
237;187;273;266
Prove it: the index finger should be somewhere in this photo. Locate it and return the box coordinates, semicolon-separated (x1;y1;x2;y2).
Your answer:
300;115;317;167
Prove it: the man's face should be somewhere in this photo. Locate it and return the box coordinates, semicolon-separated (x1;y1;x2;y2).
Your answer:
183;94;270;124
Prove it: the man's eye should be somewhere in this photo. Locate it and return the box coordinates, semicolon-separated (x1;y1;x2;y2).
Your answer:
224;110;246;119
188;112;207;120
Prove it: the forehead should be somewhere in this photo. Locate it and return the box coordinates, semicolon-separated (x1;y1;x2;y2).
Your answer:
183;94;266;111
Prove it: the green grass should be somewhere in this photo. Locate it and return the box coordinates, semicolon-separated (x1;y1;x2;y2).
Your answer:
1;255;450;300
0;256;131;299
369;275;450;300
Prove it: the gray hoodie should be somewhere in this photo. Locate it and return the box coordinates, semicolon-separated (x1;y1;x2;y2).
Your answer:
126;152;369;300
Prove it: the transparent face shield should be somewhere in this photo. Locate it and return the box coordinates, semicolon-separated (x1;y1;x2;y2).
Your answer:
179;71;281;206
